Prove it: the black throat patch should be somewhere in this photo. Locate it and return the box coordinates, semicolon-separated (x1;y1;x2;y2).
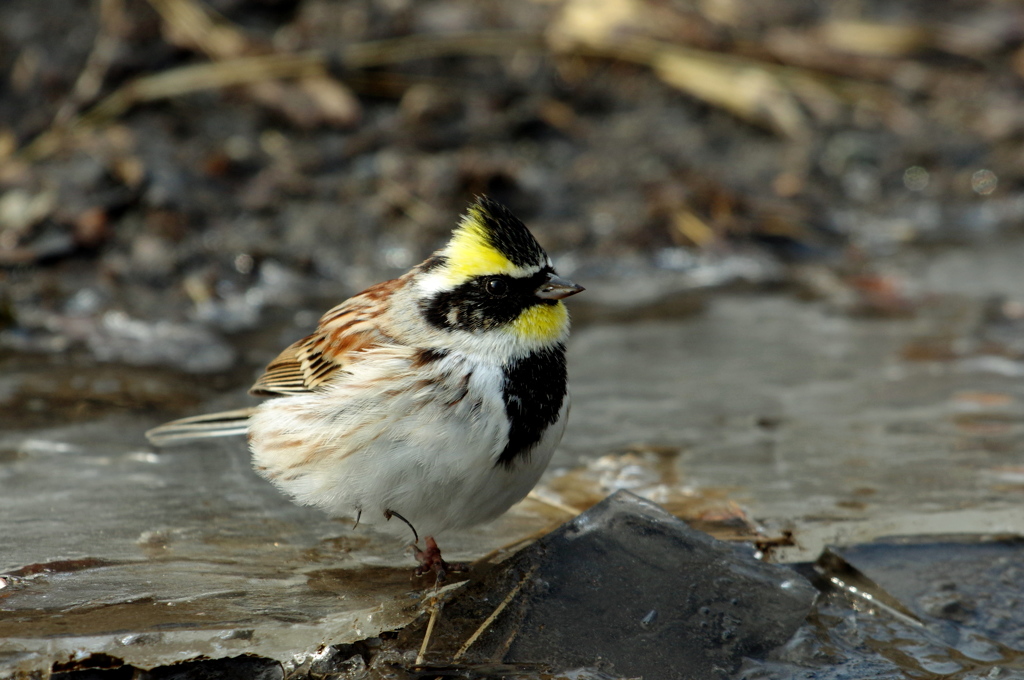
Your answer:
498;344;568;469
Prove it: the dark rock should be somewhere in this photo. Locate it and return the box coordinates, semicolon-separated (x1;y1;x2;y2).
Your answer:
413;491;817;680
148;656;283;680
49;655;283;680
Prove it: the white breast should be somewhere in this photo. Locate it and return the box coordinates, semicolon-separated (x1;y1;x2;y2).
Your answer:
247;347;564;538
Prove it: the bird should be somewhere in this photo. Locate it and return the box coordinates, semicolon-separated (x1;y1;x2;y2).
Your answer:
146;197;584;578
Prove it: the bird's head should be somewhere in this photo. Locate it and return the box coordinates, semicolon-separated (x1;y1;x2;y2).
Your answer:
415;197;584;354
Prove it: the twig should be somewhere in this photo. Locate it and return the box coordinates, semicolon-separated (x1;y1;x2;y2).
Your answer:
20;52;326;162
452;564;538;662
526;489;582;518
568;35;894;138
341;30;545;69
54;0;127;127
147;0;359;128
18;28;543;162
415;588;442;666
146;0;247;59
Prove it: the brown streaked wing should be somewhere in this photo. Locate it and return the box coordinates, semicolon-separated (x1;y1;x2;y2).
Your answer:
250;342;308;395
249;280;398;396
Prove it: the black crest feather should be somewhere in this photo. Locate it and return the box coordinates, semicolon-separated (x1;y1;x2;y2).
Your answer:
469;197;547;268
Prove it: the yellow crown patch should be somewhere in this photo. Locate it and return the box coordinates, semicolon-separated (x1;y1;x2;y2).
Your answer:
439;206;521;284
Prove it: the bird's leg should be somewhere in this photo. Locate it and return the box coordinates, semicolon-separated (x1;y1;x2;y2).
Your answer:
383;511;467;580
414;536;469;581
384;508;419;544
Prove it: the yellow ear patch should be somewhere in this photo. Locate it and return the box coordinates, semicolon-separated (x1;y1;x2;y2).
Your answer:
440;208;519;283
511;301;569;344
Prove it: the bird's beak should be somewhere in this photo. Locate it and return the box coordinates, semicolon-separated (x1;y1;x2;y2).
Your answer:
535;273;585;300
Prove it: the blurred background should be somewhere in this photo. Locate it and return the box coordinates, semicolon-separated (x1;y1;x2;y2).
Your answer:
4;0;1024;399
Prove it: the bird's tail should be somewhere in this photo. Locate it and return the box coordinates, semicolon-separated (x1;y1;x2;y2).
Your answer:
145;407;256;447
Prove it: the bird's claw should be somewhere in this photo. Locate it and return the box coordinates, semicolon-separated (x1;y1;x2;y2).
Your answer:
414;536;468;581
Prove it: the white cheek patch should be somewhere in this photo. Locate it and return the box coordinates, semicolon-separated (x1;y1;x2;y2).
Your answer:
416;271;453;297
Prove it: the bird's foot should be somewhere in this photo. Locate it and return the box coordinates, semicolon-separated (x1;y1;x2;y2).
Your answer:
414;536;468;581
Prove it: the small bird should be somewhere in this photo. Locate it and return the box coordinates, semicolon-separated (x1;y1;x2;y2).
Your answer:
146;197;583;578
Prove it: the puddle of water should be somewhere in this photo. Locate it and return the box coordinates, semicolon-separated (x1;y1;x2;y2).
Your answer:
559;267;1024;556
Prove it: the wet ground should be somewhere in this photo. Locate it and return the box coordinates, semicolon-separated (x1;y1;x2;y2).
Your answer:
4;0;1024;677
4;237;1024;678
563;241;1024;562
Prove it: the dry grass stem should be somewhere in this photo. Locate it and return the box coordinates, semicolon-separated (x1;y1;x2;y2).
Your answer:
452;564;539;662
415;590;442;666
820;20;932;57
341;30;545;69
470;527;547;568
566;36;894;137
525;489;581;518
54;0;128;127
19;52;326;162
146;0;249;58
145;0;358;127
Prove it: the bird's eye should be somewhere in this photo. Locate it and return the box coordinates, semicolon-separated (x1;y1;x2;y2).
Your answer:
485;277;508;296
